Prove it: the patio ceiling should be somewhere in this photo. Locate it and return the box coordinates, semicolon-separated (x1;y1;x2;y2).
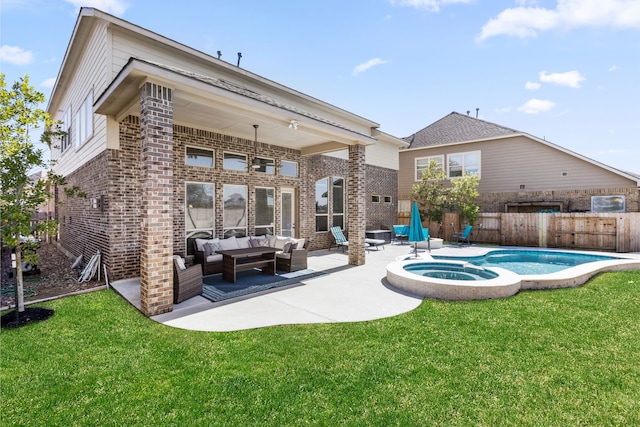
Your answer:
95;59;379;155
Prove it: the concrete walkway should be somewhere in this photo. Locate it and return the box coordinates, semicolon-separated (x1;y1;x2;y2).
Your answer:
112;243;448;332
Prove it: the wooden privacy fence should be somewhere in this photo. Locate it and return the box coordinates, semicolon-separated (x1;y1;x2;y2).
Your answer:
397;212;640;253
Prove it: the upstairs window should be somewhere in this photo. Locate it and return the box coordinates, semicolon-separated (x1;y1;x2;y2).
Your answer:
448;151;480;178
415;155;444;181
60;107;72;153
74;91;93;148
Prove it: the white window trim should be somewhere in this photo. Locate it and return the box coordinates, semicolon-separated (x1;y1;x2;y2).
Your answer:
372;195;381;203
415;155;444;181
447;150;481;179
74;91;93;149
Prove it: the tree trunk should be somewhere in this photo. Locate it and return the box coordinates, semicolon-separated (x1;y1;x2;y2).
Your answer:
15;246;25;313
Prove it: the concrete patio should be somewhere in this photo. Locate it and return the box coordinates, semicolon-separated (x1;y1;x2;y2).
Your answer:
111;242;487;332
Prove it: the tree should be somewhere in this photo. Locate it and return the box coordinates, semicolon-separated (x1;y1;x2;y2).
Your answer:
411;160;448;227
0;74;77;322
411;160;480;234
450;173;480;226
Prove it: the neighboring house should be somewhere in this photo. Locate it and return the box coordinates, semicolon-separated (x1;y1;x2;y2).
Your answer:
47;8;407;316
399;112;640;214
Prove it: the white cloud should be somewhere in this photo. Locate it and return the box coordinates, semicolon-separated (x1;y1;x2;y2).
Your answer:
65;0;129;16
608;65;620;71
477;0;640;41
388;0;472;13
352;58;389;76
539;70;585;88
518;98;556;114
0;45;34;65
41;78;57;88
525;81;541;90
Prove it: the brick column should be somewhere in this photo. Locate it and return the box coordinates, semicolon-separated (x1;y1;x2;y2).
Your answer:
347;144;366;265
139;82;174;316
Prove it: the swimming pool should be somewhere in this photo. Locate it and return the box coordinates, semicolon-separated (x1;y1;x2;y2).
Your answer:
431;250;622;275
386;248;640;301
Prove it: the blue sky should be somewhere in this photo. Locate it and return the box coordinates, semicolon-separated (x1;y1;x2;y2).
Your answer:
2;0;639;173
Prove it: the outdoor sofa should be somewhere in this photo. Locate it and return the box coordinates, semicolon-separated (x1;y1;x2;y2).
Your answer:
193;235;308;275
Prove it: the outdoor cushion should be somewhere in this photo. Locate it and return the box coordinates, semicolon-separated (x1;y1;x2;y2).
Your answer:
267;235;277;248
203;242;221;256
274;236;291;250
276;252;291;260
219;236;239;250
173;255;186;270
195;238;219;252
291;238;305;249
205;254;223;263
283;242;292;253
236;236;251;249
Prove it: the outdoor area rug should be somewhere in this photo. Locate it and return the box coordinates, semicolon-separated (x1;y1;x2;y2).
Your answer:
201;269;326;303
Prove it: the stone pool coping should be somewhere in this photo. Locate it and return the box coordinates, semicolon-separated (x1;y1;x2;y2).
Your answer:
387;248;640;301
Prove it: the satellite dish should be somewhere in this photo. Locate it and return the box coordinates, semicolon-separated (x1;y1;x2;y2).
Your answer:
71;255;83;269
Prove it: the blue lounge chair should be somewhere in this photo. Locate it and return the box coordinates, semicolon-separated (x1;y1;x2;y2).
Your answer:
330;226;349;252
330;226;386;252
393;225;409;245
453;225;473;245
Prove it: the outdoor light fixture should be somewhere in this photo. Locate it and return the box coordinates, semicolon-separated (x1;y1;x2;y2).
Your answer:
288;119;299;130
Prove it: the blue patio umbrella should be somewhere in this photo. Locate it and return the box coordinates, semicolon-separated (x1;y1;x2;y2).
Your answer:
408;201;427;257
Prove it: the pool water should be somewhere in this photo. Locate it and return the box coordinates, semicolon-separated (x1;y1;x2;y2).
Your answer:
432;250;620;275
404;262;499;281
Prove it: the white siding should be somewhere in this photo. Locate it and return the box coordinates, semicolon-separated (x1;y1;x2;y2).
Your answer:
52;21;110;177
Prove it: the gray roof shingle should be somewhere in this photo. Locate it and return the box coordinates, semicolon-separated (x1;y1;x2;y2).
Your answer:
403;111;520;148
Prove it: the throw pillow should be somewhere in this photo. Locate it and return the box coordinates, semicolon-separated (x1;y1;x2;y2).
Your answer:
258;239;270;247
175;256;186;271
282;242;292;254
250;238;261;248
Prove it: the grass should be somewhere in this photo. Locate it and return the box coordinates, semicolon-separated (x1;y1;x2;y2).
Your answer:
2;270;639;426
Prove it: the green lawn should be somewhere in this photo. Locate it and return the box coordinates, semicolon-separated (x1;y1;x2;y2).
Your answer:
2;271;639;426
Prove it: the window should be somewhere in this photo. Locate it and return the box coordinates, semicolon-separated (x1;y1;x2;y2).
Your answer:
252;157;275;174
384;196;392;204
74;91;93;148
60;107;71;153
315;177;346;232
315;178;328;232
332;177;345;229
281;160;298;177
223;152;247;171
186;147;214;167
415;155;444;181
371;195;381;203
223;184;247;237
448;151;480;178
185;182;214;236
255;187;275;235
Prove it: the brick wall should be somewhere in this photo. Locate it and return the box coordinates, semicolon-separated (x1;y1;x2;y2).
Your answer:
57;119;399;283
56;151;110;266
479;187;640;213
306;154;399;251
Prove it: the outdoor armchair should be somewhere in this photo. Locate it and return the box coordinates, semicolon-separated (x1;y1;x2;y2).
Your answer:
173;256;203;304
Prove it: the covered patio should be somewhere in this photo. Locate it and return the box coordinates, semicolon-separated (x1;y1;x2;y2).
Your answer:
95;58;382;316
